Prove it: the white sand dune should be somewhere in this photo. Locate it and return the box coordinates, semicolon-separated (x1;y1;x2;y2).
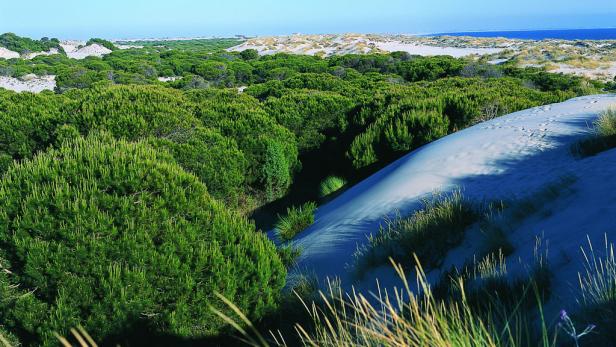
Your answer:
0;75;56;93
286;94;616;315
229;34;505;57
23;48;60;59
157;76;181;82
373;41;503;57
0;47;20;59
65;43;112;60
60;41;112;59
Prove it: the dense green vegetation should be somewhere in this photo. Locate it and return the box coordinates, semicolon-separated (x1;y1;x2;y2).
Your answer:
115;38;244;51
0;32;608;345
0;134;285;345
0;33;62;54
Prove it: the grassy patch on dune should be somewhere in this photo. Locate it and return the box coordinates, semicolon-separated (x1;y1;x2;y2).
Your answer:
275;202;317;241
576;236;616;346
353;190;479;273
319;176;347;198
219;239;614;347
572;108;616;157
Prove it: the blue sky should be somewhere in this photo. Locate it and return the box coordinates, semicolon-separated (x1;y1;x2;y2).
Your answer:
1;0;615;39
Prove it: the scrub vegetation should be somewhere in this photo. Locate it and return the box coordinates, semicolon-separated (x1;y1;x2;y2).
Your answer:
0;32;611;345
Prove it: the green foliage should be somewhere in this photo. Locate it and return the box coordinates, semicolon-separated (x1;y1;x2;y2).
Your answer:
0;134;285;345
240;49;259;61
277;245;302;268
114;38;243;52
265;90;353;151
353;190;478;272
146;127;248;205
319;176;347;197
86;38;117;51
189;89;299;201
261;140;293;201
349;109;449;168
275;202;318;242
0;32;61;54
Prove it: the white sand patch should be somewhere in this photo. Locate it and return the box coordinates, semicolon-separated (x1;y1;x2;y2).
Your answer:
551;62;616;81
157;76;181;82
116;44;144;50
285;94;616;316
23;48;60;59
60;41;112;59
229;34;506;57
373;41;503;57
0;75;56;93
65;44;112;59
0;47;20;59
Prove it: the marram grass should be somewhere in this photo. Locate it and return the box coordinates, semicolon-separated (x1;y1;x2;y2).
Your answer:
275;202;318;241
319;176;347;198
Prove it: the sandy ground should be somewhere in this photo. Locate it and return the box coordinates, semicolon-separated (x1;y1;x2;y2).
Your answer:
373;41;503;57
228;34;505;57
0;47;20;59
551;62;616;81
157;76;181;82
61;42;112;59
0;75;56;93
23;48;60;59
284;94;616;317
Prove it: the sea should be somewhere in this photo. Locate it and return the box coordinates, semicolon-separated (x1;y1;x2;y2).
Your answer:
431;28;616;40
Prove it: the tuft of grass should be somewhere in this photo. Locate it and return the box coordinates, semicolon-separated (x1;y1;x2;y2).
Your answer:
353;190;478;273
576;235;616;346
216;256;563;347
572;107;616;157
275;202;317;242
319;176;347;198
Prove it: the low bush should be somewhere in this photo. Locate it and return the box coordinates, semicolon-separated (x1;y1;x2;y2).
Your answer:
319;176;347;197
275;202;318;241
0;134;285;345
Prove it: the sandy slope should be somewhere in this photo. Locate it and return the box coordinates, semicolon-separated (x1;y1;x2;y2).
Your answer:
0;47;20;59
229;34;504;57
0;75;56;93
62;43;112;59
289;94;616;313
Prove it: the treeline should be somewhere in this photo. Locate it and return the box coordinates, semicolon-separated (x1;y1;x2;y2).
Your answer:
0;32;62;54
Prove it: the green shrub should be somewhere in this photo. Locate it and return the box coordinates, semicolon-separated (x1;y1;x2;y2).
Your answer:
146;127;247;205
353;190;478;272
319;176;347;197
86;38;117;51
0;134;285;345
0;33;61;54
261;140;293;201
275;202;318;242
